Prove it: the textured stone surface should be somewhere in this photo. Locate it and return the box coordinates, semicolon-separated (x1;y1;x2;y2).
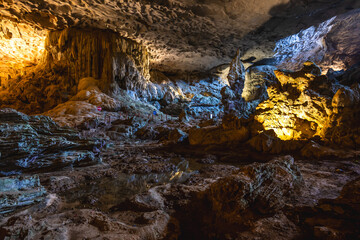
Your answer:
123;155;303;239
0;28;151;114
274;9;360;73
1;0;359;74
297;177;360;239
0;19;46;87
188;125;249;146
0;142;358;239
0;175;46;214
0;108;103;176
222;50;278;119
252;61;360;145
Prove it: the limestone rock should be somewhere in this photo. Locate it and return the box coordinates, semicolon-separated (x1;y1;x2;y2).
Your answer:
1;0;359;75
301;141;360;159
252;62;333;141
135;126;188;144
223;50;278;119
198;156;302;238
323;83;360;148
189;125;249;146
0;108;103;176
299;177;360;239
124;156;303;239
248;130;304;154
0;28;151;114
0;175;46;214
227;49;245;88
43;101;102;127
274;10;360;73
242;65;277;101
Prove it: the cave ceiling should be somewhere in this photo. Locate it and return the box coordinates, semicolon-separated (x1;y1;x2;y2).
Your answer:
1;0;359;73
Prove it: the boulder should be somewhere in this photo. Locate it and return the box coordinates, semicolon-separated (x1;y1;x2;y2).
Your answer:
135;126;188;143
248;130;305;154
300;141;360;159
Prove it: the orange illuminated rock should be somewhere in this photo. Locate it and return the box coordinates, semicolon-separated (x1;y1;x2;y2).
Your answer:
252;62;332;141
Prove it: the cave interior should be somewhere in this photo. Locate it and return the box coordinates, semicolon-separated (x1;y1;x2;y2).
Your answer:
0;0;359;239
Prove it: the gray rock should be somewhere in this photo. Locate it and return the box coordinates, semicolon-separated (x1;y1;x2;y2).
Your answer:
0;175;47;214
0;108;103;176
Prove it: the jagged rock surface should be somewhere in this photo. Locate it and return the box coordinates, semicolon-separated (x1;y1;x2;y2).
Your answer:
1;0;359;74
222;50;278;119
252;61;360;148
0;28;151;114
297;177;360;239
0;108;103;176
274;9;360;73
123;155;303;239
0;175;47;214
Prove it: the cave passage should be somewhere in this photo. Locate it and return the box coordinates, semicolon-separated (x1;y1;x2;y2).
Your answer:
0;1;359;239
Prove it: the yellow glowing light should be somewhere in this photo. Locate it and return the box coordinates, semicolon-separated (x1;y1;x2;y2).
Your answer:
0;19;46;86
256;114;296;141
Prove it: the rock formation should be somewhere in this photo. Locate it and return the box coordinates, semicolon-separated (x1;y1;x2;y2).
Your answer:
0;1;359;239
0;108;103;176
0;175;46;214
252;61;360;148
1;0;359;74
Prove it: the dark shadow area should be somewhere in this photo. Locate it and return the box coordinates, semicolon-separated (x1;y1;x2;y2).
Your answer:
232;0;360;60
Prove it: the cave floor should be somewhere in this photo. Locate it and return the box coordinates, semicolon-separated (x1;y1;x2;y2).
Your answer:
1;140;359;236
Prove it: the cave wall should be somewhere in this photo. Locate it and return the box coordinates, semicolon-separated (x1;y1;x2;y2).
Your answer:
0;27;151;114
43;28;150;94
0;19;46;88
274;9;360;73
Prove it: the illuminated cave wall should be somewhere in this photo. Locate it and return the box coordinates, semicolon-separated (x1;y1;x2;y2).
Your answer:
252;62;360;147
43;28;151;94
0;19;46;89
0;24;151;114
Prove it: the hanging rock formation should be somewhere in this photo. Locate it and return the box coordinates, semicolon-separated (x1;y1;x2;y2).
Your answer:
274;9;360;73
0;27;151;114
44;28;150;93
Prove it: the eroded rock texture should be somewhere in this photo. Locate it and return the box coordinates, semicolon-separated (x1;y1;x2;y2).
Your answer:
1;0;359;73
0;108;103;176
298;177;360;239
0;175;46;214
274;9;360;73
44;28;150;92
0;19;46;86
0;27;151;114
222;50;278;119
122;155;303;239
252;61;360;148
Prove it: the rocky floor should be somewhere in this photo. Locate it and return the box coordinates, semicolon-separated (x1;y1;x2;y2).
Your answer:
0;137;359;239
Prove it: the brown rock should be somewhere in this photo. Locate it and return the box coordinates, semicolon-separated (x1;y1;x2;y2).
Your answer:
188;125;249;146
